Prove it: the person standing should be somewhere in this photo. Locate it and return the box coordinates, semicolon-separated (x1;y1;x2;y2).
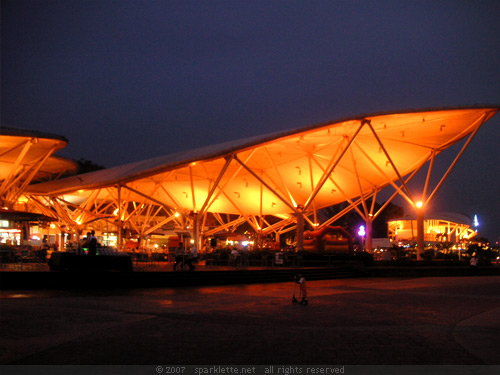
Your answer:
82;232;91;255
470;252;479;275
40;239;49;262
173;242;185;271
185;248;196;271
230;247;239;267
88;230;97;256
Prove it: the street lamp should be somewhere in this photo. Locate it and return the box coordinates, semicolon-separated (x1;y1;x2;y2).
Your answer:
358;225;366;251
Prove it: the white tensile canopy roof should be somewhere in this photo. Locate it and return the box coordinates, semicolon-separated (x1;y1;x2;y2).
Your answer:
0;127;72;180
0;127;77;206
25;107;499;222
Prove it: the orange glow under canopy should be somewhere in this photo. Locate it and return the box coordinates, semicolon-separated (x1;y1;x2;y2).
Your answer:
25;107;499;219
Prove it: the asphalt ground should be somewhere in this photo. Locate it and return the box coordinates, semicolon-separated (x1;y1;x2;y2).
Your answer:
1;276;499;369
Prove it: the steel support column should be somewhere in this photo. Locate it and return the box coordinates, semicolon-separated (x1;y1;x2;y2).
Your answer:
193;212;199;255
117;184;123;251
296;206;305;251
416;207;425;260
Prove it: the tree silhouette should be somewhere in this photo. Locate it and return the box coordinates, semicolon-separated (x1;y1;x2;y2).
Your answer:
75;158;106;174
318;200;404;238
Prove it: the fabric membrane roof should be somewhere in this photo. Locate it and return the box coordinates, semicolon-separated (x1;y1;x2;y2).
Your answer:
25;106;499;217
388;212;473;225
0;127;73;181
1;126;77;206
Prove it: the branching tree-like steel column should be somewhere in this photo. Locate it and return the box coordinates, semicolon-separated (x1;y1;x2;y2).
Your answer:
1;139;59;207
18;107;499;256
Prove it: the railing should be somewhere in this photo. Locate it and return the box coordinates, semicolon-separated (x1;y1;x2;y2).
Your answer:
0;256;49;271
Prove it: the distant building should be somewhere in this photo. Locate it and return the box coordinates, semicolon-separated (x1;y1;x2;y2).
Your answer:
387;212;477;245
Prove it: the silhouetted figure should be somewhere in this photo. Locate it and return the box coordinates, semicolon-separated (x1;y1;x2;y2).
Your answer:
173;242;185;270
470;253;478;275
88;230;97;256
185;249;196;271
40;240;49;262
294;273;308;305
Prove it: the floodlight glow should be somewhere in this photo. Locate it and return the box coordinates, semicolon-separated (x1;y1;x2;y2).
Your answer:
473;214;479;228
416;201;423;208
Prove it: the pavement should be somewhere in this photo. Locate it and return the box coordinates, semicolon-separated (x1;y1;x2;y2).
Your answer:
1;275;499;367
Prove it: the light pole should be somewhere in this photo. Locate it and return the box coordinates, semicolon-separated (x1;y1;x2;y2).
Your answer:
416;201;424;261
358;225;366;251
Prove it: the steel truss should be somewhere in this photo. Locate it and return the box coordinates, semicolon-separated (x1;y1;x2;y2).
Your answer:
1;138;60;207
22;109;497;255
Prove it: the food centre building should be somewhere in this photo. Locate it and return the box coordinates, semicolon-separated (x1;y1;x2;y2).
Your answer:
0;127;77;246
2;106;499;260
387;212;478;245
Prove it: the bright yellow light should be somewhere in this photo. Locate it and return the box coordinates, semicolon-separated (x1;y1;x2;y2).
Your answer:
175;212;180;217
113;208;119;216
78;189;84;194
416;201;423;208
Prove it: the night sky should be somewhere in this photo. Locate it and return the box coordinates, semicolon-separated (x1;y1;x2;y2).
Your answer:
2;0;500;242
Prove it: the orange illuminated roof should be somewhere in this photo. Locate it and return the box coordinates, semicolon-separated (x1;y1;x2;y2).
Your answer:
0;127;76;181
24;106;499;216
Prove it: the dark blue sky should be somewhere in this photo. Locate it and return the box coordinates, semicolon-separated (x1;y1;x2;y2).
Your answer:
2;0;500;241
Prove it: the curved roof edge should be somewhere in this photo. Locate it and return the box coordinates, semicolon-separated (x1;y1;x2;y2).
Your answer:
388;212;473;225
36;155;79;178
0;125;69;144
25;105;500;195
